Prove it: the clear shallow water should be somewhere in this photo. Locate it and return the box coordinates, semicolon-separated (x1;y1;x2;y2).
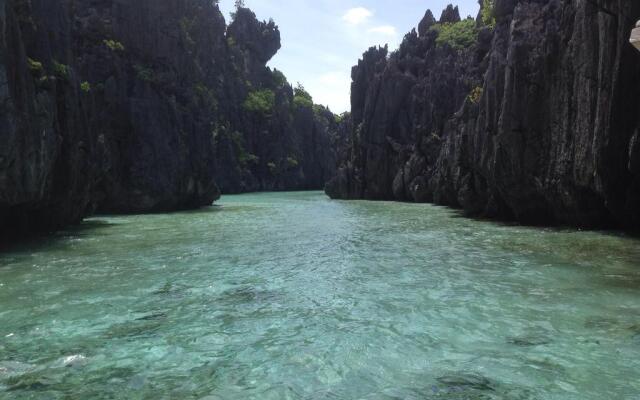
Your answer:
1;191;640;399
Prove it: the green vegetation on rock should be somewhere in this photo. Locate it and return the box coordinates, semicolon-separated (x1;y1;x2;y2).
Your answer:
243;89;275;114
27;57;43;74
431;18;477;50
239;153;260;166
293;83;313;109
104;39;125;52
272;69;288;88
286;157;299;168
134;64;155;82
80;81;91;93
194;83;218;111
52;61;70;80
468;86;483;104
481;0;496;29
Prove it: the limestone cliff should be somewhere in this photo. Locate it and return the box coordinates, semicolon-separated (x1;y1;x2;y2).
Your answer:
0;1;338;238
327;0;640;230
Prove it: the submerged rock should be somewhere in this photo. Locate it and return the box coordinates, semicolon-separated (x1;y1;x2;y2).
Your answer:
52;354;88;369
436;372;496;392
507;335;551;347
584;316;619;330
0;361;35;378
105;320;163;340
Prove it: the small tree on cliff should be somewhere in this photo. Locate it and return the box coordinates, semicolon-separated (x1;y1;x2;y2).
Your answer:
293;83;313;109
231;0;245;20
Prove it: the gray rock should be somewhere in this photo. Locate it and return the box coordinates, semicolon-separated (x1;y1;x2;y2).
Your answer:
327;1;640;230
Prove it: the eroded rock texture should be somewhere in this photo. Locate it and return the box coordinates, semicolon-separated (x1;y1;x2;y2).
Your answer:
0;1;338;238
327;0;640;230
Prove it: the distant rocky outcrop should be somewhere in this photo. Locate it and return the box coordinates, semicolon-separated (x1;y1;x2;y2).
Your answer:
327;0;640;230
0;1;339;239
214;8;340;194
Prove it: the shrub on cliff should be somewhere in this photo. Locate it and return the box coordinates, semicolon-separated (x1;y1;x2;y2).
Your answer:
134;64;155;82
293;83;313;109
468;86;483;104
481;0;496;28
104;39;125;52
431;18;477;50
286;157;299;168
272;69;288;88
52;61;70;80
244;89;275;114
27;58;43;75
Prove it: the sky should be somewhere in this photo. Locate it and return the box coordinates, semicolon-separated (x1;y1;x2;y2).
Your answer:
219;1;480;113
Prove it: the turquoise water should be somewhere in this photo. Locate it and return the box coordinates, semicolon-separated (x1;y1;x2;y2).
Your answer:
1;191;640;399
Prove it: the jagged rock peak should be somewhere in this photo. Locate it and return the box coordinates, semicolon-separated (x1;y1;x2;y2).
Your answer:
439;4;461;23
227;7;281;63
418;9;436;36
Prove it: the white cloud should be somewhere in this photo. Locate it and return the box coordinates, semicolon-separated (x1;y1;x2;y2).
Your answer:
367;25;397;36
306;71;352;113
342;7;373;25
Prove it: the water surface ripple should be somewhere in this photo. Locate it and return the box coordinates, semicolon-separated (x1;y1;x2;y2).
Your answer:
1;192;639;399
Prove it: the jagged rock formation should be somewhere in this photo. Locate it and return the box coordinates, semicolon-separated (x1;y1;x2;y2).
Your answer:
1;1;338;238
1;0;96;237
327;0;640;230
214;8;339;194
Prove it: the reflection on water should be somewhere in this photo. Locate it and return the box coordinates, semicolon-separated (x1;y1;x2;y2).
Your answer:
0;191;639;399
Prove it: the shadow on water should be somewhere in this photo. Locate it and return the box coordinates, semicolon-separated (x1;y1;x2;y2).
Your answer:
97;203;224;217
0;219;118;256
449;208;640;239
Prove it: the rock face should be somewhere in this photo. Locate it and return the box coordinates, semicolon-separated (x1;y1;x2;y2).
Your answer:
1;1;338;239
213;8;339;194
327;0;640;230
631;20;640;51
1;0;95;236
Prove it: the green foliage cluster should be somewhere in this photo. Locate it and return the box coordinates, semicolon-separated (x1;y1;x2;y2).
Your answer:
431;19;477;50
104;39;125;52
194;83;218;110
134;64;155;82
239;153;260;165
468;86;483;104
243;89;275;114
272;69;288;88
52;61;70;80
27;58;43;74
334;112;348;124
80;81;91;93
313;104;327;116
286;157;299;168
481;0;496;28
293;95;313;109
267;162;277;174
293;83;313;109
229;131;257;167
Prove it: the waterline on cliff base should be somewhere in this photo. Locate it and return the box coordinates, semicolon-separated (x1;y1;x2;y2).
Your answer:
1;192;639;399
